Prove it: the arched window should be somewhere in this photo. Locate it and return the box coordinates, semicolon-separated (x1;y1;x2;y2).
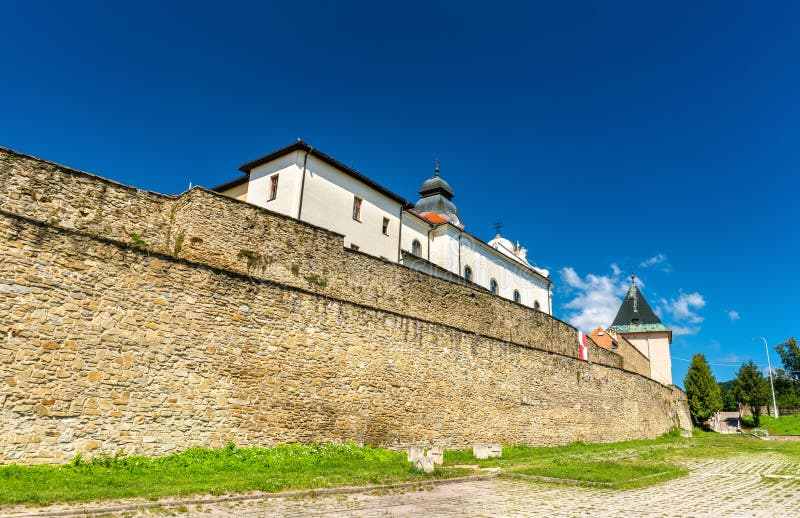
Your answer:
464;266;472;281
513;290;520;303
534;300;541;311
411;239;422;256
490;278;498;295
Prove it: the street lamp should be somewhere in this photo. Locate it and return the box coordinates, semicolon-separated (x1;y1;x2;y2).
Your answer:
755;337;779;419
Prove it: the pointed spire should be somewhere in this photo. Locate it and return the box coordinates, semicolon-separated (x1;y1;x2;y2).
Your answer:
434;159;440;177
611;275;667;330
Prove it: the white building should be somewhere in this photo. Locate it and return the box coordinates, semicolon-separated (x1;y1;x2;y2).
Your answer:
213;141;552;313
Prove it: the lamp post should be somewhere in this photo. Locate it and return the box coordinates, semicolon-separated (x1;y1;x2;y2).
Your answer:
756;337;779;419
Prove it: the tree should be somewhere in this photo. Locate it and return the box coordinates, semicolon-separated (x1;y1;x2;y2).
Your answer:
775;337;799;382
774;338;800;410
684;354;723;426
719;380;737;411
733;360;770;427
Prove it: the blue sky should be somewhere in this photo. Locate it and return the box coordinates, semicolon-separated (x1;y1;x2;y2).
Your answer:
2;1;798;386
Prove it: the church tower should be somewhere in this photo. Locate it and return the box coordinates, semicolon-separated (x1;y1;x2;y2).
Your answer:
610;276;673;385
413;161;464;229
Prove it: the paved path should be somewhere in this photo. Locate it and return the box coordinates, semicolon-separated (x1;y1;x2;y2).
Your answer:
180;454;800;517
4;454;800;517
714;411;742;434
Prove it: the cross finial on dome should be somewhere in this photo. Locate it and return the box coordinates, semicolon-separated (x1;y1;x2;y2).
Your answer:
493;220;503;236
434;158;440;177
631;274;636;286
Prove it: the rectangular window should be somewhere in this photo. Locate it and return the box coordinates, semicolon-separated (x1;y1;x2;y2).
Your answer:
382;217;390;235
352;196;362;221
268;175;279;201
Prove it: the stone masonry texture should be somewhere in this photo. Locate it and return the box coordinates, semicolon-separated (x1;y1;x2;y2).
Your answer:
0;147;691;464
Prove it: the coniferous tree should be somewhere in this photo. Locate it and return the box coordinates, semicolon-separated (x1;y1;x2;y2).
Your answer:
719;380;737;411
684;354;723;426
733;360;770;427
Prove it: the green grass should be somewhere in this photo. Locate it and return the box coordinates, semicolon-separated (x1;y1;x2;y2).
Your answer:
0;442;467;506
511;459;686;488
742;413;800;435
4;431;800;506
445;428;800;488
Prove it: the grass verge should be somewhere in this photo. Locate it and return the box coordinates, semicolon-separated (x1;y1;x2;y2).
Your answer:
509;460;686;488
3;431;800;506
0;442;469;506
742;413;800;435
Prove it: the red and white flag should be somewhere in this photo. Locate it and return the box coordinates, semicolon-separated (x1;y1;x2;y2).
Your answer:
578;331;589;361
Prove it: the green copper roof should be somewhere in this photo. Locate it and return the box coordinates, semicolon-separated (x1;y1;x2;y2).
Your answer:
609;322;671;333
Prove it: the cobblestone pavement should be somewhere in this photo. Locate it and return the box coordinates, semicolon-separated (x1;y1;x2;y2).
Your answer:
3;454;799;517
164;454;800;517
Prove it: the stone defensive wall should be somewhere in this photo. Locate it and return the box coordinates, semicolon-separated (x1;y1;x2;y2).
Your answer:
0;147;691;464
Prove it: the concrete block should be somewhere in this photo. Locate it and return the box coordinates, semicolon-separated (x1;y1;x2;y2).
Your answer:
407;444;425;462
473;443;489;460
488;444;502;458
413;456;435;473
429;445;444;465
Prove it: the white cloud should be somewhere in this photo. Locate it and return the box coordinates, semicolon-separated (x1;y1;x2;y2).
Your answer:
639;253;672;273
727;310;740;322
718;354;740;363
560;263;705;335
661;292;706;324
561;267;586;291
559;266;629;332
672;325;701;336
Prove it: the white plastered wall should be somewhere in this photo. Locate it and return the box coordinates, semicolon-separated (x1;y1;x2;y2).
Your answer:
299;155;402;260
246;152;303;217
426;226;551;313
623;332;673;385
400;212;431;260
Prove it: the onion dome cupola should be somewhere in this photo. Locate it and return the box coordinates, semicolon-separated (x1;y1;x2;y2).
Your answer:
413;160;464;228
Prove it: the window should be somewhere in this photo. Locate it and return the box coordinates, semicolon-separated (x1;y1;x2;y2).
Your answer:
534;300;541;311
464;266;472;281
411;239;422;256
382;217;390;236
352;196;362;221
513;290;520;303
490;279;498;295
268;174;279;201
350;243;360;251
